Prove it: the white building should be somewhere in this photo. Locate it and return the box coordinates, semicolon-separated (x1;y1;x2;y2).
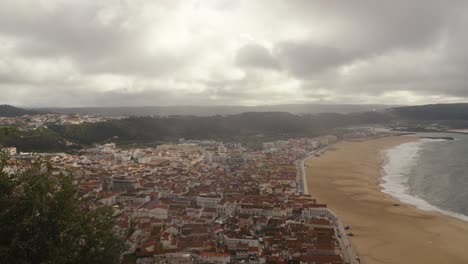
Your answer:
301;206;330;219
196;194;222;208
198;252;231;264
136;201;169;219
223;233;259;250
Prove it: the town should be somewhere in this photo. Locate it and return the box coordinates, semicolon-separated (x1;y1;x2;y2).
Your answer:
0;112;122;129
2;130;375;264
3;1;468;262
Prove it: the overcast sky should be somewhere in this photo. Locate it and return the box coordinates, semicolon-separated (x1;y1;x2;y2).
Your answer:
1;0;468;107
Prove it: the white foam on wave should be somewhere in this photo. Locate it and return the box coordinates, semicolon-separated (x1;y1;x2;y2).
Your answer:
381;139;468;222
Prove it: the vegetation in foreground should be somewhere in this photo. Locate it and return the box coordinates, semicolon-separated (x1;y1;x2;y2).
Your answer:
0;154;124;264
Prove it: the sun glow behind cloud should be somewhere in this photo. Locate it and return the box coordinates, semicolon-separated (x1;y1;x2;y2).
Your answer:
1;0;468;107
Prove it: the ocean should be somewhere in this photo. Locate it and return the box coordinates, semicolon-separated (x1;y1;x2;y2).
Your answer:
381;133;468;221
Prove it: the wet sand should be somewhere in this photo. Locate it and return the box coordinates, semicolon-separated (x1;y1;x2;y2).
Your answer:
305;136;468;264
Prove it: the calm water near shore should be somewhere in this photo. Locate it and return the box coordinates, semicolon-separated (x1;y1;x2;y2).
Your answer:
382;133;468;221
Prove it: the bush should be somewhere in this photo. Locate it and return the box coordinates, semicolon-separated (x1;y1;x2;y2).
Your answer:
0;154;124;263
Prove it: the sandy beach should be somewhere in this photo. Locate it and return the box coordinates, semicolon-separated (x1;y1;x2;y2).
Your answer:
305;136;468;264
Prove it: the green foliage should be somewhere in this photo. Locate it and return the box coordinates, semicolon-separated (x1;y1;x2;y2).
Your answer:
3;111;396;152
0;127;80;153
0;126;20;137
0;156;124;264
49;112;392;146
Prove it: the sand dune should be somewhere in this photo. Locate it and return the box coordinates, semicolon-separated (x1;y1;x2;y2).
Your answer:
305;136;468;264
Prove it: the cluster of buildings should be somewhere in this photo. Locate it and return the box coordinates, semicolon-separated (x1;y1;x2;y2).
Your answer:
4;135;359;264
0;113;120;130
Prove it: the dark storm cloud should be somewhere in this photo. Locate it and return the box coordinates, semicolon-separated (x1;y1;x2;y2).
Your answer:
285;0;465;51
0;83;215;107
271;0;468;101
274;41;352;77
235;44;280;70
0;1;187;77
2;0;468;106
0;2;126;58
81;52;191;77
272;0;468;77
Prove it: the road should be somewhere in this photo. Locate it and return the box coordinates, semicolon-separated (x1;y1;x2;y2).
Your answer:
329;210;360;264
296;144;361;264
296;144;334;194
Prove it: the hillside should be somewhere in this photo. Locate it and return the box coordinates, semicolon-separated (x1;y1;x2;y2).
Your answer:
47;103;468;147
37;104;396;117
0;127;81;153
5;102;468;152
388;103;468;120
47;111;392;146
0;105;40;117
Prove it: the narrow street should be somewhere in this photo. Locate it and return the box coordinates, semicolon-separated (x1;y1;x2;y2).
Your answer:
297;145;361;264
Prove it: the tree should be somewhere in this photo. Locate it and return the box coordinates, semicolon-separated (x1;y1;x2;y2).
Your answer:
0;154;124;263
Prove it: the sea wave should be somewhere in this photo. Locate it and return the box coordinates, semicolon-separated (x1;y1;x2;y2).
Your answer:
380;139;468;222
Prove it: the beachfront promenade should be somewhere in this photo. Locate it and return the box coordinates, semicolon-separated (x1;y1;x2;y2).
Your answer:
297;145;361;264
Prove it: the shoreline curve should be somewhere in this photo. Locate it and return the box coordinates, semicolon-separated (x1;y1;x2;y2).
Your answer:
305;136;468;264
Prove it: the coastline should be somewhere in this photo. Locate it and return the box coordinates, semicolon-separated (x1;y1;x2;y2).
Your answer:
305;136;468;264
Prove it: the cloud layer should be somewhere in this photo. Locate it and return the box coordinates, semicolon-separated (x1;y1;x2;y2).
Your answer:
1;0;468;106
